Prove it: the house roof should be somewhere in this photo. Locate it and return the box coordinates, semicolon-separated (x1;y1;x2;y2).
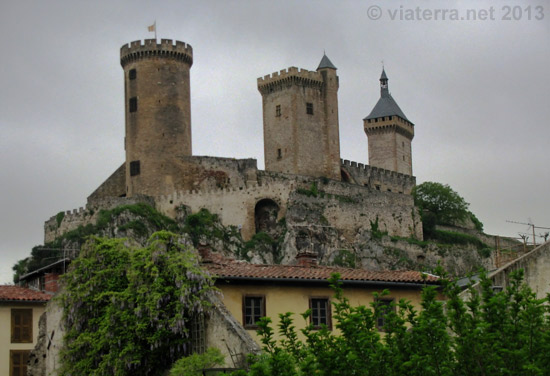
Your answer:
19;258;71;281
203;255;439;286
0;285;52;302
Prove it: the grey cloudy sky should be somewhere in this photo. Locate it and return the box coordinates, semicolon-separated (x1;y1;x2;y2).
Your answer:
1;0;549;283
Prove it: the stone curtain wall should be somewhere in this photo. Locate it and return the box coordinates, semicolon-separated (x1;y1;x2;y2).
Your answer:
341;159;416;194
490;240;550;300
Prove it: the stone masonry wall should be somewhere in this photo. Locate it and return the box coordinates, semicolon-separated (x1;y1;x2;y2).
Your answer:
87;162;126;203
489;240;550;299
341;159;416;194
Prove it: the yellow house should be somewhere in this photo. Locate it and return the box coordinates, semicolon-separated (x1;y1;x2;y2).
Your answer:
0;286;51;376
204;253;440;345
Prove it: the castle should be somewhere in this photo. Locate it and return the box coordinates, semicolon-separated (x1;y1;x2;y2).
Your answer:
45;38;421;252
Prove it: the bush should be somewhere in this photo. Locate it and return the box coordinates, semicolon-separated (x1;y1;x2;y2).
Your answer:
169;348;225;376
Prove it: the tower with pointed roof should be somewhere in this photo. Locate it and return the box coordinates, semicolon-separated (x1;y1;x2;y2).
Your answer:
257;54;341;180
364;69;414;175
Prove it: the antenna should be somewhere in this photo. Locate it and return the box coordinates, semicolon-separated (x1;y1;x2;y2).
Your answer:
506;220;550;247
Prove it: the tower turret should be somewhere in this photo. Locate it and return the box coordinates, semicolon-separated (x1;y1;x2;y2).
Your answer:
364;69;414;175
120;39;193;197
257;54;341;181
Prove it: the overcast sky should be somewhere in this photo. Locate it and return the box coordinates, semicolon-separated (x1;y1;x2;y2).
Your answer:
1;0;549;283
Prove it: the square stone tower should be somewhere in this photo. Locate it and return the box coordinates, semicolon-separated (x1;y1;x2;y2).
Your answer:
364;69;414;175
257;55;341;181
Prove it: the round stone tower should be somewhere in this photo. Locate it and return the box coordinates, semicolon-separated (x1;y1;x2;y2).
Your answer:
120;39;193;197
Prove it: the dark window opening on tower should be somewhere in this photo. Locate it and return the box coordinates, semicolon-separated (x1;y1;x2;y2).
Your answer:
129;69;136;80
306;103;314;115
389;116;392;120
277;149;282;159
130;160;141;176
276;105;281;117
129;97;137;113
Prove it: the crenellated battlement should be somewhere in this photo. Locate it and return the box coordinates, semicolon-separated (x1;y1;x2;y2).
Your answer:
120;39;193;67
341;159;416;194
364;121;414;139
257;66;323;94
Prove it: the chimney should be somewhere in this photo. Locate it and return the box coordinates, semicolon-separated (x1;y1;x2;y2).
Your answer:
44;273;60;294
296;251;318;267
197;241;212;263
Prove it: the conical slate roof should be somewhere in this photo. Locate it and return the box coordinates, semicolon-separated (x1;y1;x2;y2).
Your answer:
317;53;337;70
364;69;410;122
364;94;409;121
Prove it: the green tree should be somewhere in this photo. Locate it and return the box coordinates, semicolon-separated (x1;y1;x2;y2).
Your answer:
232;271;550;376
58;231;215;376
412;182;471;226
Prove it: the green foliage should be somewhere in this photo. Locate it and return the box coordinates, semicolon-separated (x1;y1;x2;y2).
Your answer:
332;249;356;268
413;182;472;226
469;211;484;232
370;216;388;240
12;258;30;283
234;271;550;376
184;208;222;246
58;232;215;376
432;229;488;250
49;203;179;249
56;211;65;227
169;348;225;376
296;182;319;198
13;245;63;283
389;235;430;248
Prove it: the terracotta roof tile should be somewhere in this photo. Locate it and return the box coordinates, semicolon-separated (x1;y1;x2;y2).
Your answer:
0;286;52;302
203;257;439;284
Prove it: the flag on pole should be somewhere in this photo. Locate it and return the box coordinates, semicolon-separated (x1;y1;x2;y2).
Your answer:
147;21;157;40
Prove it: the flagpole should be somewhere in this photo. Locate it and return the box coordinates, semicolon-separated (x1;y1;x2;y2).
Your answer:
154;21;157;41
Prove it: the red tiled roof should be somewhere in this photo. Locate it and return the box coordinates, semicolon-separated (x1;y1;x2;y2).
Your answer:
203;256;439;285
0;286;52;302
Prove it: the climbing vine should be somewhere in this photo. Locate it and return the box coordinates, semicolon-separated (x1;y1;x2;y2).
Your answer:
58;231;215;376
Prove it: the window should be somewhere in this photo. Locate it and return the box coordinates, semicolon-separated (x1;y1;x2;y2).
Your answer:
306;102;313;115
277;148;282;159
10;350;30;376
130;160;140;176
129;69;137;80
129;97;137;113
310;298;331;329
243;295;265;329
275;105;281;117
375;298;395;330
11;309;32;343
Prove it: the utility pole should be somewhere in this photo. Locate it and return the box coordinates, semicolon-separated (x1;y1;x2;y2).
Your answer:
506;220;550;247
